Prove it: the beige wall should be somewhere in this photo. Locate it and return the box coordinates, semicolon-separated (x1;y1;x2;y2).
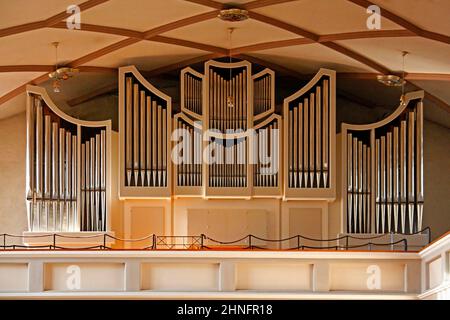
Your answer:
0;112;27;237
423;120;450;240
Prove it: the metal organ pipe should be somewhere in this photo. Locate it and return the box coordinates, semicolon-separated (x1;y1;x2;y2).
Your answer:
303;97;309;187
315;86;322;187
309;93;315;186
323;80;329;187
125;78;132;186
416;102;424;231
133;84;139;185
347;133;353;233
407;111;415;233
375;138;380;233
386;132;392;232
298;103;303;188
393;127;399;233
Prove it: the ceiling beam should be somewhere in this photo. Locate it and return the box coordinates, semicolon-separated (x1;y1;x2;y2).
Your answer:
230;38;315;55
143;11;220;39
230;30;414;55
247;11;320;41
249;11;390;73
338;72;450;82
51;23;228;55
238;54;378;108
422;92;450;114
67;11;222;68
240;53;450;112
236;54;313;80
184;0;223;10
317;29;415;42
51;22;144;38
2;65;448;83
321;42;390;74
185;0;300;10
242;0;300;10
44;0;110;27
0;65;54;73
0;0;109;39
0;73;49;105
50;22;414;58
67;38;142;68
149;35;228;55
143;53;226;77
0;65;117;73
67;82;118;107
346;0;450;45
67;53;225;107
0;9;221;107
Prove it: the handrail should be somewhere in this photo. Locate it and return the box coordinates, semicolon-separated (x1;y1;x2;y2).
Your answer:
0;228;430;252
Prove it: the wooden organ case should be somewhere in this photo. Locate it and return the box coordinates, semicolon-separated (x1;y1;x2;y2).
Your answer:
25;86;112;232
119;66;172;198
283;69;336;200
119;61;336;200
341;91;425;234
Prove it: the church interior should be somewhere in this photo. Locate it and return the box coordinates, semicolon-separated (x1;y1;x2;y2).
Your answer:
0;0;449;300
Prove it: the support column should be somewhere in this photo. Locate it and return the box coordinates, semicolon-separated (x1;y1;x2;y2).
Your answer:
219;261;236;292
28;261;44;292
125;260;141;291
312;262;330;292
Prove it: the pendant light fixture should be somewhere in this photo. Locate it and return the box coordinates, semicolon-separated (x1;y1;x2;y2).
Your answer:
226;28;235;108
48;42;79;93
377;51;409;103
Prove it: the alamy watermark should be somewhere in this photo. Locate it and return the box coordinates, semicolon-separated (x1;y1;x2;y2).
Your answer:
171;124;279;175
66;5;81;30
366;5;381;30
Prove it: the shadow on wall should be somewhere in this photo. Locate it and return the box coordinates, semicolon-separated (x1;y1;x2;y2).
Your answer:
423;120;450;240
0;112;28;238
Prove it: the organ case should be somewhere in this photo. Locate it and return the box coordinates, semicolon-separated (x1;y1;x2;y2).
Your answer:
119;61;335;200
119;66;172;198
283;69;336;200
341;91;425;234
203;60;253;198
26;86;111;232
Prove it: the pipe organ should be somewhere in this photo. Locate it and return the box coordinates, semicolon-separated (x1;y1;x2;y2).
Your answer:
119;61;335;200
283;69;336;199
342;91;425;234
22;59;428;242
25;86;111;232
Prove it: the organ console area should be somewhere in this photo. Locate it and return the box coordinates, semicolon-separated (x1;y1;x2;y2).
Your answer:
23;59;426;248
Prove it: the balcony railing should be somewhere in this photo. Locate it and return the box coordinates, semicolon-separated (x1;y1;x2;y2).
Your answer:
0;227;431;251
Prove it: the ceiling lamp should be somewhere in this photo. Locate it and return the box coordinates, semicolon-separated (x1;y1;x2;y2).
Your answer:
227;28;235;108
48;42;79;92
218;8;249;22
377;51;409;103
376;74;405;87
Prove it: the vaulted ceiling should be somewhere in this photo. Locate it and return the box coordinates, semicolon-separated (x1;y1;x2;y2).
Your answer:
0;0;449;127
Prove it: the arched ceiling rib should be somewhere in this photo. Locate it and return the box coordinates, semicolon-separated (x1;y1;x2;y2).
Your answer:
0;0;448;115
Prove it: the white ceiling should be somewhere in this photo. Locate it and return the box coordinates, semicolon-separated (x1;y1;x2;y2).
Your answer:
0;0;448;127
